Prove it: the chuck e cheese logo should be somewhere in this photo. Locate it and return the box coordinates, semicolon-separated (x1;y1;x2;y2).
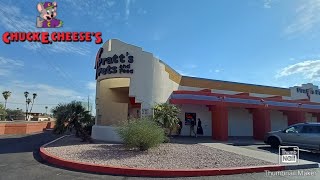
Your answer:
2;1;103;44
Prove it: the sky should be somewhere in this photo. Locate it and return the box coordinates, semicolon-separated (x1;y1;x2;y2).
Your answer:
0;0;320;114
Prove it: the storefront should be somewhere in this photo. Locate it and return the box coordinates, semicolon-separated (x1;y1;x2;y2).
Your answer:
92;39;320;142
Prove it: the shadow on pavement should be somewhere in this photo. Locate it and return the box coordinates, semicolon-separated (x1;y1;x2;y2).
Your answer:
0;130;62;154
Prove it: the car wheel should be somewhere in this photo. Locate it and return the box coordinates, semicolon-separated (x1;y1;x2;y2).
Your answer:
268;137;280;148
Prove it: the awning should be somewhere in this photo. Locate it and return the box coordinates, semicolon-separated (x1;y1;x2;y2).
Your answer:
170;90;320;113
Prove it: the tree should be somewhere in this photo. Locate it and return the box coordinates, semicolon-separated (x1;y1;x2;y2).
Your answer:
45;106;48;114
24;91;29;121
52;101;94;142
29;93;37;114
153;103;181;136
2;91;11;109
0;104;7;121
26;98;31;120
6;108;24;120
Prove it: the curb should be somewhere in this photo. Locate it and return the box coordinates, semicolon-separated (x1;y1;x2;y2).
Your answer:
39;136;290;177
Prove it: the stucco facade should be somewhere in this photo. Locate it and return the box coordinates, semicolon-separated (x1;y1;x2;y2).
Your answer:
92;39;320;142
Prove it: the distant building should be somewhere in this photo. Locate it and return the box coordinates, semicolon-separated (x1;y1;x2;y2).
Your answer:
25;113;54;121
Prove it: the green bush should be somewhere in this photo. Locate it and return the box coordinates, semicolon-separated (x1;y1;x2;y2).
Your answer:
117;117;165;151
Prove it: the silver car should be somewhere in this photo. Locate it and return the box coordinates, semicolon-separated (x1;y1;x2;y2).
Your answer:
264;122;320;150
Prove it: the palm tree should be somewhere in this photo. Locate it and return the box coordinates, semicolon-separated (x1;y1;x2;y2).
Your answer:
153;103;181;136
24;91;29;121
2;91;12;109
29;93;37;114
45;106;48;114
52;101;93;142
26;98;31;121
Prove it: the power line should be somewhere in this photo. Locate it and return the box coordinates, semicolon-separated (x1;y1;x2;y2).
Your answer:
0;101;61;105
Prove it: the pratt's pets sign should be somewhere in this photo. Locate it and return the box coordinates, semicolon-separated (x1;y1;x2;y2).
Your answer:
1;1;103;44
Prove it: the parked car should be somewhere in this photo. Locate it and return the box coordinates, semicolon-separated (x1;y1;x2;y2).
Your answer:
264;122;320;151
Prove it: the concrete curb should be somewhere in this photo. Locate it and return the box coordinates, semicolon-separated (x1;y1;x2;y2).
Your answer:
39;136;295;177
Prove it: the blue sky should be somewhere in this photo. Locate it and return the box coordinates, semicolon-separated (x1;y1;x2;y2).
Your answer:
0;0;320;114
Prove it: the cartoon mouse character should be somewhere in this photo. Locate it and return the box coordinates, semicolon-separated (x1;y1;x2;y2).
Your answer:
36;2;63;28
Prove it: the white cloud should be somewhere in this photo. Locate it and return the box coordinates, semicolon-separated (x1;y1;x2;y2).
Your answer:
177;70;194;77
284;0;320;36
137;8;147;15
86;81;96;90
276;60;320;81
153;32;161;41
209;69;222;73
184;64;198;69
0;2;90;55
263;0;272;8
64;0;116;17
0;56;24;76
107;1;116;7
0;56;24;67
125;0;131;20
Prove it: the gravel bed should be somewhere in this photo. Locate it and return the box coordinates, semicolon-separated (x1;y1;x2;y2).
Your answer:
44;136;274;169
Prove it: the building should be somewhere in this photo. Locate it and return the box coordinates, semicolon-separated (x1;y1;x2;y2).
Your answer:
92;39;320;142
27;113;51;121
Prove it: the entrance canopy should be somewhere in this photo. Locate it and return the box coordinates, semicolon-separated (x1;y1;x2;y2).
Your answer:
170;90;320;113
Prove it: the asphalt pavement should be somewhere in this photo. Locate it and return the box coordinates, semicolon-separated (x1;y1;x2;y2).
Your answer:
0;131;319;180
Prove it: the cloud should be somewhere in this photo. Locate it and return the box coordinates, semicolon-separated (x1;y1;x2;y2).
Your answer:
153;32;161;41
276;60;320;81
177;70;194;77
64;0;116;17
263;0;272;8
137;8;147;15
107;1;116;7
284;0;320;36
0;2;90;55
125;0;131;20
0;56;24;66
209;69;222;73
86;81;96;90
0;56;24;76
184;64;198;69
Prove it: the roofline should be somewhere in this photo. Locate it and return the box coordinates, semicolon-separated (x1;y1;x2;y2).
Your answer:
181;75;289;91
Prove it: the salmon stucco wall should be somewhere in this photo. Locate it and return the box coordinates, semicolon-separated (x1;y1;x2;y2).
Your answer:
0;121;55;135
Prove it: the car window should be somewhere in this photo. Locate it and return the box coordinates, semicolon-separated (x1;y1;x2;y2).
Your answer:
285;125;302;133
301;125;320;134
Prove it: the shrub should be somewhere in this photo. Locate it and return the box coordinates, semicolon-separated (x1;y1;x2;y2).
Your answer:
153;103;180;136
52;101;94;142
117;117;165;151
163;136;170;143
